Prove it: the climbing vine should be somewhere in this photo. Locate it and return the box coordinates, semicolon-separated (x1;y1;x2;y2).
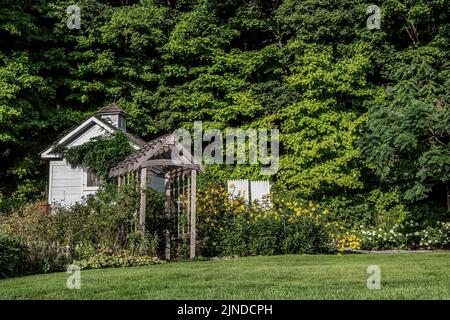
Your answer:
58;132;134;180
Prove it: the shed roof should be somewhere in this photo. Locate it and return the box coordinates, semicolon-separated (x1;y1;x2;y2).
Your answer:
96;102;128;116
109;134;203;178
93;116;145;147
40;116;145;159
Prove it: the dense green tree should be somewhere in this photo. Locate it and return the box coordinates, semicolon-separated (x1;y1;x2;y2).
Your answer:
277;43;373;198
364;58;450;209
0;0;449;220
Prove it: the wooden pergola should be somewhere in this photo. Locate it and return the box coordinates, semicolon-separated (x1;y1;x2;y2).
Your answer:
109;134;202;260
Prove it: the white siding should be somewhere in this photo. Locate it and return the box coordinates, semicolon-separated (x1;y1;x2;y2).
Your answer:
82;189;98;199
100;114;119;127
47;122;111;205
66;124;109;149
49;160;83;206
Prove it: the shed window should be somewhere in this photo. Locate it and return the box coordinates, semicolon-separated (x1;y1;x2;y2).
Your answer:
118;116;126;130
86;172;100;187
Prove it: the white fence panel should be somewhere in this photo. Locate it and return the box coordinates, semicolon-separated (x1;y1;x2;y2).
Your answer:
227;179;249;203
250;180;271;205
227;179;271;205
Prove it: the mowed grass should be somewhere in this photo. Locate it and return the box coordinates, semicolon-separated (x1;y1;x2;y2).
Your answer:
0;253;449;299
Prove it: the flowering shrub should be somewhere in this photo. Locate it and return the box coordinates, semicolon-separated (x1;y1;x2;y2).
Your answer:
419;224;450;249
0;183;164;277
72;247;164;270
337;234;362;253
197;185;361;256
358;220;449;250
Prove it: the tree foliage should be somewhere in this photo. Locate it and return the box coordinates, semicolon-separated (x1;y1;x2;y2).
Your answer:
60;132;134;180
0;0;449;219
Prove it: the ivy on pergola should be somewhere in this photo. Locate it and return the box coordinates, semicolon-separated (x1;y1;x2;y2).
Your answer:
109;134;203;260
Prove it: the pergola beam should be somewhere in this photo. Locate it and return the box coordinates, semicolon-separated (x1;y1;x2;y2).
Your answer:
142;159;201;171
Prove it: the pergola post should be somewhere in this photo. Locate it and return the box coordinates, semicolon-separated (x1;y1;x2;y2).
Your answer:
190;169;197;259
108;134;204;261
164;178;171;260
139;168;147;234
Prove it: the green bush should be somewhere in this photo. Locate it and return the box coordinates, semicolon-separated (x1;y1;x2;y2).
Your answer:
0;182;165;275
217;213;335;256
72;248;165;270
282;216;333;254
23;241;74;274
197;185;339;257
241;216;282;256
0;233;25;278
358;220;450;250
126;231;160;256
419;224;450;249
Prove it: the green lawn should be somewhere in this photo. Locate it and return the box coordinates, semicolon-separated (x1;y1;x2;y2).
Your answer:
0;253;449;299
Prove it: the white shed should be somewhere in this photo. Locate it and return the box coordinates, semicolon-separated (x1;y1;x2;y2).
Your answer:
40;104;145;206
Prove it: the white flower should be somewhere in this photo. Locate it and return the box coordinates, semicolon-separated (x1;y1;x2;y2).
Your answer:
414;232;419;236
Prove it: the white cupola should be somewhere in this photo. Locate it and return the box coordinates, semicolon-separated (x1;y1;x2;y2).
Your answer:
96;102;128;132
